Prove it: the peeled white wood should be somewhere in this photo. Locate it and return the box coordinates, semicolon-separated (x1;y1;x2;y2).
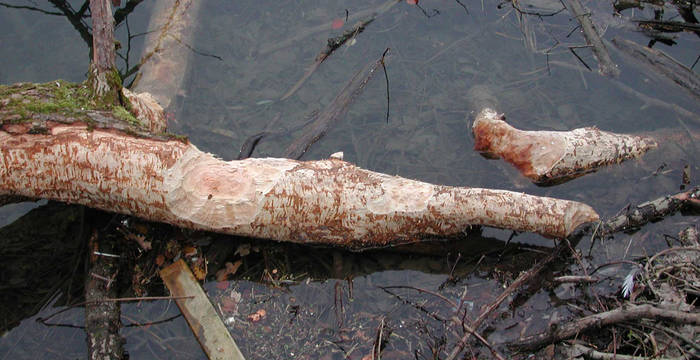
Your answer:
472;108;657;185
0;122;599;245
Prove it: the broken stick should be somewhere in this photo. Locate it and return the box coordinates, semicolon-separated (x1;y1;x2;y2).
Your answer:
511;303;700;351
472;108;657;185
160;259;245;360
285;56;384;159
562;0;619;77
280;17;375;101
601;186;700;235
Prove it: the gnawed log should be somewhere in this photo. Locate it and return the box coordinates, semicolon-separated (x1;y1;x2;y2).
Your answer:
0;89;599;246
472;108;657;185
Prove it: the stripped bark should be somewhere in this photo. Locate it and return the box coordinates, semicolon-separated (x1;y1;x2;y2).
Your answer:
132;0;202;110
562;0;620;77
121;87;167;133
0;95;599;247
85;228;124;360
472;108;657;185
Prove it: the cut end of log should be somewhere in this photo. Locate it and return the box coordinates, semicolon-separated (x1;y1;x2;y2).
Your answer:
121;88;167;133
472;108;567;182
471;108;658;185
562;202;600;238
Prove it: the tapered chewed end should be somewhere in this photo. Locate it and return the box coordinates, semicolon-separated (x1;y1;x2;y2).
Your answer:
562;202;600;238
471;108;559;182
471;108;508;156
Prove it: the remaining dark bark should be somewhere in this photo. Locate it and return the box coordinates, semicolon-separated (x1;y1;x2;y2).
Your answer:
90;0;115;76
511;304;700;351
636;19;700;36
84;3;125;359
85;227;124;360
562;0;619;77
88;0;120;104
601;187;700;235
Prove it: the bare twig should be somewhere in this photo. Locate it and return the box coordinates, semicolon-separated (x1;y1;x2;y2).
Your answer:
552;275;599;284
445;246;562;360
280;17;375;101
601;187;700;235
512;304;700;351
568;342;693;360
285;55;385;159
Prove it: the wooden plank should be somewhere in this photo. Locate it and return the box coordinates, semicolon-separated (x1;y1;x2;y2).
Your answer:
160;259;245;360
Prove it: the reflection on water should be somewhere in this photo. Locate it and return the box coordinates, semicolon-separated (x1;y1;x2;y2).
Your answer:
0;0;698;358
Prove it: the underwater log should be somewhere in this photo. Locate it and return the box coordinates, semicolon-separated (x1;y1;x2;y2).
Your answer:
472;108;657;185
132;0;202;111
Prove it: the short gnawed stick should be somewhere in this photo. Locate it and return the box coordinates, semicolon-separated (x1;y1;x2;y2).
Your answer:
472;108;657;185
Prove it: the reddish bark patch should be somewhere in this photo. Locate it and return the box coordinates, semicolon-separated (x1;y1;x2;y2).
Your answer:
473;120;538;180
2;123;31;135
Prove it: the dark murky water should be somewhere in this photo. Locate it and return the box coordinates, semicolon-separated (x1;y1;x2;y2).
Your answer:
1;0;698;359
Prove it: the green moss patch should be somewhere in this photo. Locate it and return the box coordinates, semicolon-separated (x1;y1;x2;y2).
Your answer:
0;80;97;123
112;105;141;127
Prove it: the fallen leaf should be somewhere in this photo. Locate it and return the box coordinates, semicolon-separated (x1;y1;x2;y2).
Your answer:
191;257;207;281
183;245;197;257
407;0;418;4
247;309;266;322
235;244;251;257
216;260;243;281
220;297;239;314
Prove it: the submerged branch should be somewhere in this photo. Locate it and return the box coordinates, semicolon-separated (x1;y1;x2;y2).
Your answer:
285;56;384;160
562;0;619;77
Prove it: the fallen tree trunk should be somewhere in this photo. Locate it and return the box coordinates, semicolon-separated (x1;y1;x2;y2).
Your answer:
472;108;657;185
0;85;599;246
